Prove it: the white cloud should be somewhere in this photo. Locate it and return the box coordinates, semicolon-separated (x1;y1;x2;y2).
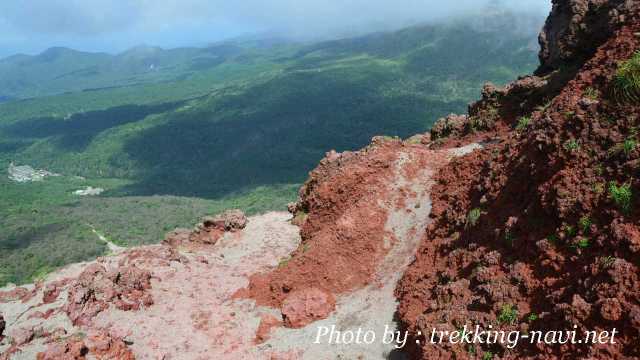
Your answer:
0;0;551;55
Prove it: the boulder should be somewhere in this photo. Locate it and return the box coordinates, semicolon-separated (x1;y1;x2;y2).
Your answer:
255;314;282;343
66;264;152;326
281;288;335;328
430;114;470;140
537;0;640;74
164;210;248;247
206;209;248;232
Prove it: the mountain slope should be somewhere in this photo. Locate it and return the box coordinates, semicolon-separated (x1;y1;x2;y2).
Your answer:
0;44;260;100
1;13;541;196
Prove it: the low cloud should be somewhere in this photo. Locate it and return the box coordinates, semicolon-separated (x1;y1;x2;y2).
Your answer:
0;0;550;55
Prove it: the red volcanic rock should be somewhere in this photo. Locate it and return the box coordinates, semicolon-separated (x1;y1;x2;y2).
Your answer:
163;209;248;247
281;288;335;328
395;2;640;359
162;228;191;247
189;225;225;245
537;0;639;74
612;221;640;253
255;314;282;343
10;327;35;346
599;298;623;321
430;114;470;141
210;209;248;232
0;286;35;303
242;139;407;310
42;280;70;304
37;331;134;360
85;332;135;360
66;263;152;326
37;338;87;360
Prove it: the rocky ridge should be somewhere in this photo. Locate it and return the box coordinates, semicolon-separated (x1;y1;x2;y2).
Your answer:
397;0;640;359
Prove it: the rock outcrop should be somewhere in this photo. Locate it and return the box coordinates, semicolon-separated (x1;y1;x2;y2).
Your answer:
281;288;336;329
37;331;135;360
537;0;639;74
240;141;404;308
163;209;248;247
398;1;640;359
66;263;153;326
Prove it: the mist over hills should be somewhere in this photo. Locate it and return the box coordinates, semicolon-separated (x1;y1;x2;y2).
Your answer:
0;9;544;100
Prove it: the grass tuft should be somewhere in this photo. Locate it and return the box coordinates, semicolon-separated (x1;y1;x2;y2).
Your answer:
608;182;633;213
466;208;482;228
579;216;592;234
623;138;637;157
613;51;640;103
564;139;580;152
515;116;532;131
497;304;519;325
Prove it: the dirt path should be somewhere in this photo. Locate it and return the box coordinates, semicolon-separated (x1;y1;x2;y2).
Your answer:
90;227;126;254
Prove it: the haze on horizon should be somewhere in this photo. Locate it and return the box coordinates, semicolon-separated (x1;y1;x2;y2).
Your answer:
0;0;550;57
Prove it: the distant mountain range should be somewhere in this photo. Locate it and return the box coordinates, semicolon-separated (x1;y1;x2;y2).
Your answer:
0;10;543;101
0;43;256;99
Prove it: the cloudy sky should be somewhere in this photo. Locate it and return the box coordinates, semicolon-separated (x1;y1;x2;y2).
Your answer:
0;0;550;57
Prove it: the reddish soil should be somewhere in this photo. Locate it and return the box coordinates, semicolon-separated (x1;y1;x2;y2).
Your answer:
239;140;402;309
396;14;640;360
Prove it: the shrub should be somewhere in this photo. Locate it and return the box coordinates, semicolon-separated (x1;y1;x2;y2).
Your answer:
593;183;606;194
608;182;633;213
576;238;590;249
600;256;616;269
515;116;532;131
466;208;482;228
579;216;592;234
623;138;637;157
564;139;580;152
497;304;519;325
563;225;577;238
613;51;640;103
584;87;599;100
483;352;494;360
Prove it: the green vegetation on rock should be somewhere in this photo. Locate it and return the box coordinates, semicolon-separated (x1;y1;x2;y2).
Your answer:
613;51;640;103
